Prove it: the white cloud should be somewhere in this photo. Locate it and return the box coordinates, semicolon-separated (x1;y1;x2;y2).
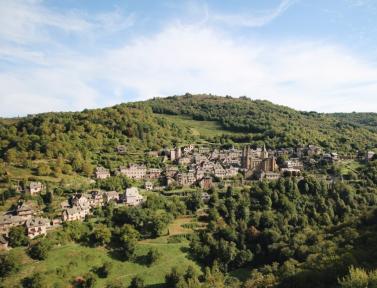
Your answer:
211;0;297;27
1;1;377;116
0;0;134;47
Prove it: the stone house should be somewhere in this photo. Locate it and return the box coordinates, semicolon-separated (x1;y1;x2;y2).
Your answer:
124;187;144;206
147;151;159;157
200;176;213;190
72;194;91;212
25;217;50;239
147;168;162;179
260;171;281;180
225;167;239;178
16;202;35;219
28;181;44;196
307;145;322;157
198;146;210;154
165;166;179;178
95;166;110;179
194;154;207;164
195;168;206;181
62;207;88;222
213;164;227;179
103;191;120;203
119;164;147;179
87;190;104;207
201;161;215;172
176;172;196;187
284;158;304;170
281;168;301;176
0;215;26;236
178;157;191;166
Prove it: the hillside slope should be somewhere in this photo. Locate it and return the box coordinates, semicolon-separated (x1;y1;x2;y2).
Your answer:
1;94;377;170
141;94;377;152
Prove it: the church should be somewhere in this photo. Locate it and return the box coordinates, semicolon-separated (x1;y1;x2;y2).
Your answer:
242;144;278;176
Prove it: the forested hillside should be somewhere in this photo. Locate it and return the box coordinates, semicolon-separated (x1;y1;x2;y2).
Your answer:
2;94;377;171
0;104;195;175
143;94;377;152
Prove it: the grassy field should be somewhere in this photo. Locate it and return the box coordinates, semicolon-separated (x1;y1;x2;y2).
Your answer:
2;217;202;288
4;165;93;189
335;160;362;175
155;114;243;139
2;242;200;288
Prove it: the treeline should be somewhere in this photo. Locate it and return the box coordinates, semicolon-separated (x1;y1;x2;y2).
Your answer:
0;104;195;177
144;94;377;152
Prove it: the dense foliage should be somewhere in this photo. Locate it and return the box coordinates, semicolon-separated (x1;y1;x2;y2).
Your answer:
0;104;195;176
145;94;377;151
189;172;377;287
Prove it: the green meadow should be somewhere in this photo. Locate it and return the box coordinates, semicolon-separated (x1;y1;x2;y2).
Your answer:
2;240;200;288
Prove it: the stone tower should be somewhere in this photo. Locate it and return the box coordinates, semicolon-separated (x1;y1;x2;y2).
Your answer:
261;144;268;159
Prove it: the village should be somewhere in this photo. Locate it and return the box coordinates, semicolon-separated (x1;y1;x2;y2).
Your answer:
0;142;373;250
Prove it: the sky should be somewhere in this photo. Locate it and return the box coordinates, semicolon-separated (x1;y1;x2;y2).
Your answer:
1;0;377;116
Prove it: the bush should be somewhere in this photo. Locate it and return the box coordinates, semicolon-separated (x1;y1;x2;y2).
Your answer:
96;262;113;278
22;272;48;288
28;240;52;260
0;252;21;278
8;226;29;247
146;248;161;266
129;276;145;288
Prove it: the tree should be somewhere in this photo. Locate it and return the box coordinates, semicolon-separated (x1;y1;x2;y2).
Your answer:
129;276;145;288
37;163;51;176
44;191;53;205
28;240;52;260
165;267;183;288
22;272;48;288
91;224;111;246
71;151;84;172
113;224;139;260
5;148;17;163
186;191;203;212
8;226;29;247
338;266;377;288
96;261;113;278
82;160;94;177
146;248;161;266
0;252;21;278
83;272;97;288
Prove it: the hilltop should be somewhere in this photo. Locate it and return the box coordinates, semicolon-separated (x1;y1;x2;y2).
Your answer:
143;94;377;152
1;95;377;172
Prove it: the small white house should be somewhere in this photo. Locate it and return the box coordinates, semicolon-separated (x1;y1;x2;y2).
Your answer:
25;217;50;239
145;181;153;191
124;187;144;206
28;182;44;196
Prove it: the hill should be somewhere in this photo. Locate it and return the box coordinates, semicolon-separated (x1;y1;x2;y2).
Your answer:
1;94;377;180
141;94;377;152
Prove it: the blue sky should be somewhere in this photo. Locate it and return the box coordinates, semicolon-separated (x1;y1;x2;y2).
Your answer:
1;0;377;116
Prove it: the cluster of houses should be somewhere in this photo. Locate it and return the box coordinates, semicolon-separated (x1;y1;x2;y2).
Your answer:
0;143;349;250
0;200;53;250
0;181;145;250
96;144;318;188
